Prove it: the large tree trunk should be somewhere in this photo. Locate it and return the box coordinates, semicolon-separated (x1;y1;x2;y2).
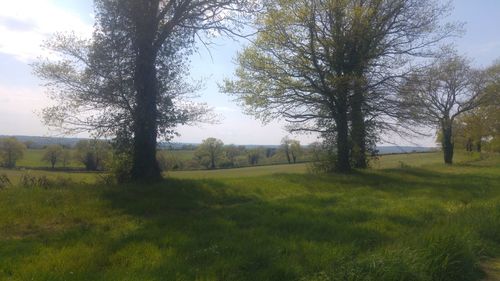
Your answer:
350;76;367;169
336;95;351;173
130;1;162;181
441;119;454;165
131;53;161;181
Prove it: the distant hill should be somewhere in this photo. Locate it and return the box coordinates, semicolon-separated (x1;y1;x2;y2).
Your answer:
0;135;85;149
1;135;437;154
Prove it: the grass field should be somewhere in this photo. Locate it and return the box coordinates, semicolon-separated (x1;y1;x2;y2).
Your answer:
16;149;84;169
0;152;499;280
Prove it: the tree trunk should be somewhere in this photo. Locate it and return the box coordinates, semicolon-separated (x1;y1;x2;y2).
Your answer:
130;5;161;181
441;120;454;165
350;76;367;169
476;141;481;152
336;95;351;173
466;138;473;152
210;150;216;169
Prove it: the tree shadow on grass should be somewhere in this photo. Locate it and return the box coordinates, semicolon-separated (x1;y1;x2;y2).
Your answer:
276;166;500;201
98;178;389;280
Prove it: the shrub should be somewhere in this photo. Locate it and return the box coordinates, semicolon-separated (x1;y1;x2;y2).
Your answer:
422;230;480;281
157;152;184;171
0;174;11;189
19;174;51;189
308;142;337;173
0;137;26;168
109;152;133;184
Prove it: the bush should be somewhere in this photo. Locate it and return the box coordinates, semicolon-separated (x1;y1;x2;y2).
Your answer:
308;142;337;173
422;230;480;281
109;152;133;184
0;174;11;189
157;152;184;171
19;173;51;189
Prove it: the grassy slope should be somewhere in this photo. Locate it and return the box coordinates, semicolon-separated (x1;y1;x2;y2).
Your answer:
0;153;499;280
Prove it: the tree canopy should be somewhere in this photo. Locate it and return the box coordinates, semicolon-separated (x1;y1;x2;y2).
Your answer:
35;0;256;181
223;0;457;172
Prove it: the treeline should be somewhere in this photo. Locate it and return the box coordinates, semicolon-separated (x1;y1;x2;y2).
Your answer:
0;136;309;172
0;137;111;171
158;137;308;171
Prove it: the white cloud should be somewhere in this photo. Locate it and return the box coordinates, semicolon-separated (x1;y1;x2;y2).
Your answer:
0;0;92;62
0;84;52;135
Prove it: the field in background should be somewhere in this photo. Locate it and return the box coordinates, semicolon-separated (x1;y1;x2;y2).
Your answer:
2;151;484;184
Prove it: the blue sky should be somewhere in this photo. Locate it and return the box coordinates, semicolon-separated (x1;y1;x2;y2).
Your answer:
0;0;499;146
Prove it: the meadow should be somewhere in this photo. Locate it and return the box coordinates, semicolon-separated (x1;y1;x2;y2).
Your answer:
0;152;499;280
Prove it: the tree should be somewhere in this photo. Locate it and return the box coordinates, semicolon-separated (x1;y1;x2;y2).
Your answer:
280;136;292;164
224;144;242;167
42;144;64;169
61;149;72;168
223;0;456;172
247;147;263;166
400;55;485;164
195;138;224;169
0;138;26;168
35;0;255;182
452;62;500;153
74;140;111;171
289;140;302;164
281;136;301;164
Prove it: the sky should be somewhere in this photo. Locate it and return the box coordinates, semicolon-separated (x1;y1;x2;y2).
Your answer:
0;0;499;146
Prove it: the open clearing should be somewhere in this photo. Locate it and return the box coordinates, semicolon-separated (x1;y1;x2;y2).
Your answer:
0;152;499;280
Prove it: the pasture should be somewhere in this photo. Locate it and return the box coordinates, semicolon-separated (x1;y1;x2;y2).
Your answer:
0;152;499;280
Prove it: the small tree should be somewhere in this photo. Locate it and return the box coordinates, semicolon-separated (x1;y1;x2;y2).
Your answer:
61;149;72;168
0;138;26;168
224;145;242;167
247;148;263;166
289;140;302;164
74;140;111;171
42;144;64;169
194;138;224;169
280;137;292;164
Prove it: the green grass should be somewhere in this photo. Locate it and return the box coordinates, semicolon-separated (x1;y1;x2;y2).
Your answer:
17;149;83;169
0;152;499;280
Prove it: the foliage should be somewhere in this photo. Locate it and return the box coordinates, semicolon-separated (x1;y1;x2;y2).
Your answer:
401;54;486;164
452;61;500;153
41;144;64;169
157;151;184;172
224;145;245;167
74;140;111;171
194;138;225;169
0;137;26;168
19;173;51;189
308;141;337;173
0;174;10;189
246;147;264;165
223;0;457;172
34;0;256;181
